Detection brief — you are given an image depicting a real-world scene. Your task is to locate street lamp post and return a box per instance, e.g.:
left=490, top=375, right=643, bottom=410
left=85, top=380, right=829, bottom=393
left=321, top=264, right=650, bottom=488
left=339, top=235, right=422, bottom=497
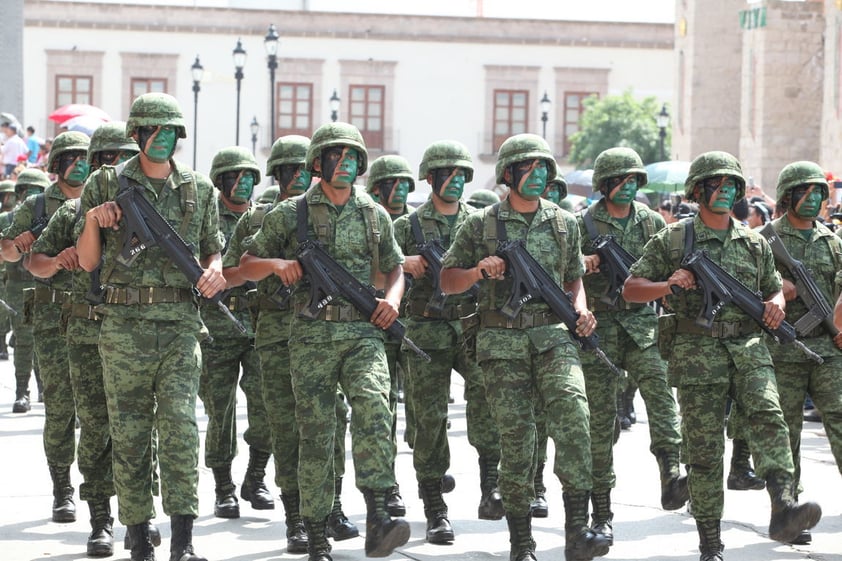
left=265, top=24, right=279, bottom=145
left=329, top=89, right=340, bottom=123
left=233, top=38, right=247, bottom=145
left=656, top=103, right=670, bottom=161
left=250, top=116, right=259, bottom=156
left=540, top=91, right=551, bottom=140
left=191, top=55, right=204, bottom=170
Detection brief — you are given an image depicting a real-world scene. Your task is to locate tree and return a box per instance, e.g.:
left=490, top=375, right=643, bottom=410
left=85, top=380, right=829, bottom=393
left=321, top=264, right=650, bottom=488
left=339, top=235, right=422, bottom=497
left=567, top=90, right=670, bottom=168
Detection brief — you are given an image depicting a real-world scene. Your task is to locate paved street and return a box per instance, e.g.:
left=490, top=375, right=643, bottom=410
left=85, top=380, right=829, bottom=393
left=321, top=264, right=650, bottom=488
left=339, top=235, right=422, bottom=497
left=1, top=357, right=840, bottom=561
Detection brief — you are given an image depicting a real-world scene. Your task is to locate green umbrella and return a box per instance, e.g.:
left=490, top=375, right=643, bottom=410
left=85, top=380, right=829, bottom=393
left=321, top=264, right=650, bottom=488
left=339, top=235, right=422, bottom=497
left=644, top=160, right=691, bottom=194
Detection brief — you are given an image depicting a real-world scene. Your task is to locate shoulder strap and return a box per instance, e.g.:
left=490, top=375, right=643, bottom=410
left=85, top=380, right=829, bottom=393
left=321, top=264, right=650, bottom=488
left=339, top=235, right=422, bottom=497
left=296, top=197, right=310, bottom=243
left=409, top=212, right=425, bottom=245
left=641, top=206, right=657, bottom=239
left=74, top=198, right=82, bottom=221
left=177, top=171, right=196, bottom=237
left=33, top=193, right=46, bottom=226
left=482, top=203, right=500, bottom=256
left=249, top=203, right=272, bottom=232
left=668, top=218, right=695, bottom=268
left=581, top=207, right=599, bottom=240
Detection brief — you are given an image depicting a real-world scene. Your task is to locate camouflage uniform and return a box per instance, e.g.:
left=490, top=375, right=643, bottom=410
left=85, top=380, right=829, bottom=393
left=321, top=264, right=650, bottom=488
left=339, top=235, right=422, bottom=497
left=0, top=181, right=14, bottom=358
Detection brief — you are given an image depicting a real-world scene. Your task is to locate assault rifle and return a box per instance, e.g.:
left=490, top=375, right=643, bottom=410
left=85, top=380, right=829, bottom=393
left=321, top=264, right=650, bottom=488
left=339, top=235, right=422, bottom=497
left=85, top=265, right=106, bottom=306
left=591, top=234, right=639, bottom=307
left=115, top=183, right=247, bottom=334
left=0, top=297, right=17, bottom=316
left=415, top=238, right=479, bottom=316
left=293, top=238, right=431, bottom=362
left=759, top=223, right=839, bottom=338
left=493, top=239, right=624, bottom=377
left=672, top=249, right=823, bottom=363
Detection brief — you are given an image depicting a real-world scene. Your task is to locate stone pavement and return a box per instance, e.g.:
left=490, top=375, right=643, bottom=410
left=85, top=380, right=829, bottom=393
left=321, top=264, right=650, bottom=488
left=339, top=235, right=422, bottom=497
left=1, top=359, right=840, bottom=561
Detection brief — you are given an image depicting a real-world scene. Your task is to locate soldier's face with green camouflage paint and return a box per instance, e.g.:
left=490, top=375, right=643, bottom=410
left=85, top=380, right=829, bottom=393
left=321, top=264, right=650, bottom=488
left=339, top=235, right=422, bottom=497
left=378, top=178, right=410, bottom=210
left=137, top=125, right=177, bottom=164
left=321, top=146, right=359, bottom=188
left=791, top=184, right=824, bottom=219
left=433, top=168, right=466, bottom=202
left=220, top=169, right=255, bottom=204
left=699, top=176, right=737, bottom=214
left=59, top=151, right=90, bottom=187
left=605, top=174, right=638, bottom=206
left=512, top=159, right=548, bottom=201
left=543, top=182, right=561, bottom=205
left=94, top=149, right=135, bottom=170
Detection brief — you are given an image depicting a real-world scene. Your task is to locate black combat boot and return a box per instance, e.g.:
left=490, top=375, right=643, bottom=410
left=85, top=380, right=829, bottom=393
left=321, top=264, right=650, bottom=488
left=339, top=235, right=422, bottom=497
left=590, top=489, right=614, bottom=546
left=211, top=465, right=239, bottom=518
left=49, top=464, right=76, bottom=522
left=654, top=449, right=689, bottom=511
left=616, top=389, right=631, bottom=431
left=766, top=472, right=822, bottom=543
left=505, top=511, right=537, bottom=561
left=124, top=521, right=162, bottom=550
left=280, top=491, right=308, bottom=553
left=169, top=514, right=206, bottom=561
left=530, top=461, right=548, bottom=518
left=385, top=483, right=406, bottom=517
left=240, top=447, right=275, bottom=510
left=126, top=522, right=156, bottom=561
left=362, top=488, right=411, bottom=557
left=87, top=499, right=114, bottom=557
left=303, top=517, right=333, bottom=561
left=696, top=519, right=723, bottom=561
left=441, top=473, right=456, bottom=494
left=623, top=385, right=637, bottom=425
left=0, top=335, right=8, bottom=360
left=726, top=439, right=765, bottom=491
left=326, top=477, right=359, bottom=541
left=563, top=490, right=611, bottom=561
left=419, top=478, right=454, bottom=544
left=12, top=388, right=30, bottom=413
left=478, top=456, right=505, bottom=520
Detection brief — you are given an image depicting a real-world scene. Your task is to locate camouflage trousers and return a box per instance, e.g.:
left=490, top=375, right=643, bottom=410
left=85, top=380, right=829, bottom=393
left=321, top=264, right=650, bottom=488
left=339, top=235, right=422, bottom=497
left=677, top=365, right=794, bottom=520
left=34, top=314, right=75, bottom=468
left=480, top=340, right=592, bottom=515
left=6, top=279, right=35, bottom=392
left=257, top=341, right=348, bottom=492
left=773, top=350, right=842, bottom=489
left=383, top=339, right=402, bottom=463
left=99, top=315, right=202, bottom=525
left=404, top=320, right=499, bottom=481
left=290, top=336, right=394, bottom=519
left=199, top=335, right=270, bottom=468
left=67, top=327, right=114, bottom=502
left=580, top=317, right=680, bottom=490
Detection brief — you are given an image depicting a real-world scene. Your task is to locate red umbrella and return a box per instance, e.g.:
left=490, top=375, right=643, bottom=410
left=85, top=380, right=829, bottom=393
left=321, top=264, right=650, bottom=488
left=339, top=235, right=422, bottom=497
left=48, top=104, right=110, bottom=125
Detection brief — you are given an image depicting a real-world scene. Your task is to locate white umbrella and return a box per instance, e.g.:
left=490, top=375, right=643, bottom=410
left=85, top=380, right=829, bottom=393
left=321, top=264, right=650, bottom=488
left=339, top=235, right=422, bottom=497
left=61, top=115, right=108, bottom=136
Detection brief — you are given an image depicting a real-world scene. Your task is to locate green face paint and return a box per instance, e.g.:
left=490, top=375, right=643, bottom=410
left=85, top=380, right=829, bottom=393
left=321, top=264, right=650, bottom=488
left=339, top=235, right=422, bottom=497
left=387, top=178, right=410, bottom=209
left=64, top=157, right=90, bottom=187
left=322, top=146, right=359, bottom=189
left=792, top=184, right=823, bottom=219
left=701, top=176, right=737, bottom=214
left=140, top=126, right=177, bottom=163
left=514, top=160, right=548, bottom=201
left=229, top=171, right=255, bottom=204
left=543, top=184, right=561, bottom=205
left=607, top=175, right=638, bottom=206
left=438, top=169, right=466, bottom=202
left=287, top=168, right=311, bottom=196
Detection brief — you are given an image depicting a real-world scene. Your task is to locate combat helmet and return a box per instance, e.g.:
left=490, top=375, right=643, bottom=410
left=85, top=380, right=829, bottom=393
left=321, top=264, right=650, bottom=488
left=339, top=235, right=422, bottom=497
left=466, top=189, right=501, bottom=209
left=592, top=147, right=648, bottom=192
left=87, top=121, right=139, bottom=165
left=257, top=185, right=281, bottom=204
left=684, top=151, right=745, bottom=202
left=210, top=146, right=261, bottom=186
left=47, top=131, right=90, bottom=174
left=126, top=92, right=187, bottom=139
left=418, top=140, right=474, bottom=183
left=0, top=180, right=15, bottom=194
left=15, top=168, right=51, bottom=194
left=495, top=134, right=557, bottom=186
left=775, top=161, right=828, bottom=208
left=548, top=170, right=569, bottom=200
left=266, top=135, right=310, bottom=177
left=305, top=122, right=368, bottom=176
left=367, top=155, right=415, bottom=194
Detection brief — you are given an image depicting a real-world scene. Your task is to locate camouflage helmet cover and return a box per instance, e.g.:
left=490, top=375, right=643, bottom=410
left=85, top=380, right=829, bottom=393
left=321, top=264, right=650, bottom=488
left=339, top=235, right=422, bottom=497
left=466, top=189, right=501, bottom=209
left=257, top=185, right=281, bottom=204
left=126, top=92, right=187, bottom=139
left=266, top=135, right=310, bottom=176
left=366, top=155, right=415, bottom=194
left=775, top=161, right=828, bottom=206
left=591, top=147, right=648, bottom=192
left=0, top=180, right=15, bottom=194
left=15, top=168, right=51, bottom=193
left=684, top=151, right=746, bottom=202
left=47, top=130, right=90, bottom=174
left=418, top=140, right=474, bottom=183
left=209, top=146, right=261, bottom=185
left=87, top=121, right=139, bottom=165
left=305, top=122, right=368, bottom=176
left=548, top=169, right=569, bottom=200
left=494, top=134, right=557, bottom=185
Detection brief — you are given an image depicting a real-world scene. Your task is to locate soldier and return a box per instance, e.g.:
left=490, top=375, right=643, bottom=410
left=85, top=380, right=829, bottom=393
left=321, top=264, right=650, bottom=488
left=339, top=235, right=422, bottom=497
left=1, top=131, right=91, bottom=524
left=576, top=148, right=686, bottom=545
left=441, top=134, right=609, bottom=561
left=763, top=161, right=842, bottom=545
left=0, top=180, right=16, bottom=360
left=200, top=147, right=274, bottom=520
left=623, top=151, right=822, bottom=561
left=393, top=141, right=502, bottom=544
left=77, top=92, right=225, bottom=561
left=239, top=122, right=410, bottom=561
left=3, top=168, right=49, bottom=412
left=542, top=171, right=567, bottom=206
left=27, top=121, right=140, bottom=556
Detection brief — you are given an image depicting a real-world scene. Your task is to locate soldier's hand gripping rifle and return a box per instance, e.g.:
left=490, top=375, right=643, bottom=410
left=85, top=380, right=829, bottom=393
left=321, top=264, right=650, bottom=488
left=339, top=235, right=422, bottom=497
left=294, top=238, right=431, bottom=362
left=114, top=185, right=247, bottom=334
left=672, top=249, right=823, bottom=363
left=492, top=239, right=624, bottom=377
left=759, top=223, right=839, bottom=337
left=592, top=234, right=640, bottom=306
left=415, top=238, right=479, bottom=316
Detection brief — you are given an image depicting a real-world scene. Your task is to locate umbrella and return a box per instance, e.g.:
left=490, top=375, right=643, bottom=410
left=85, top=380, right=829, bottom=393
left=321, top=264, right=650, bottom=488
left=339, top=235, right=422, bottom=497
left=61, top=115, right=108, bottom=136
left=644, top=160, right=691, bottom=194
left=563, top=169, right=594, bottom=197
left=48, top=104, right=110, bottom=125
left=0, top=112, right=22, bottom=131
